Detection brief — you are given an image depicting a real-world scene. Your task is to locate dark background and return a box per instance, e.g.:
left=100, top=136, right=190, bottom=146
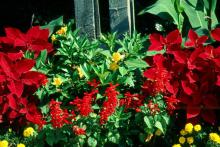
left=0, top=0, right=219, bottom=35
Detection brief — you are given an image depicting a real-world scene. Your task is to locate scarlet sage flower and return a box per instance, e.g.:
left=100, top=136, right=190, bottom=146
left=148, top=29, right=182, bottom=51
left=72, top=125, right=86, bottom=135
left=100, top=83, right=119, bottom=124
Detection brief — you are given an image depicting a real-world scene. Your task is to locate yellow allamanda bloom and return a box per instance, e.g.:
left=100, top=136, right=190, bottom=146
left=23, top=127, right=35, bottom=137
left=209, top=133, right=220, bottom=144
left=0, top=140, right=9, bottom=147
left=109, top=62, right=119, bottom=71
left=185, top=123, right=193, bottom=133
left=77, top=67, right=84, bottom=78
left=17, top=143, right=26, bottom=147
left=56, top=26, right=67, bottom=35
left=52, top=77, right=63, bottom=87
left=112, top=52, right=122, bottom=63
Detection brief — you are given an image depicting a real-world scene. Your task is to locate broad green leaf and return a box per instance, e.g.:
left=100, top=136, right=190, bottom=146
left=119, top=67, right=128, bottom=76
left=144, top=116, right=152, bottom=129
left=41, top=16, right=64, bottom=35
left=88, top=137, right=97, bottom=147
left=155, top=121, right=164, bottom=133
left=140, top=0, right=179, bottom=25
left=125, top=58, right=149, bottom=69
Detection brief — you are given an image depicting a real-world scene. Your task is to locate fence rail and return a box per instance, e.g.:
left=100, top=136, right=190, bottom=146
left=74, top=0, right=135, bottom=39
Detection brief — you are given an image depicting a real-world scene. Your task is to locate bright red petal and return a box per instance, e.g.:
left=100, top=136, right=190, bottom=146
left=15, top=59, right=35, bottom=74
left=7, top=80, right=24, bottom=97
left=166, top=29, right=182, bottom=44
left=211, top=28, right=220, bottom=41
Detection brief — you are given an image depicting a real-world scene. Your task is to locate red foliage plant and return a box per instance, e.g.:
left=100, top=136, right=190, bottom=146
left=0, top=26, right=52, bottom=129
left=143, top=28, right=220, bottom=124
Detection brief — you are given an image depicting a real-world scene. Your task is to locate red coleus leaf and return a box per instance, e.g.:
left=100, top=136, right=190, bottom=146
left=7, top=51, right=23, bottom=61
left=21, top=71, right=47, bottom=87
left=7, top=95, right=18, bottom=110
left=4, top=28, right=24, bottom=40
left=216, top=75, right=220, bottom=86
left=148, top=33, right=164, bottom=51
left=0, top=53, right=18, bottom=80
left=201, top=110, right=216, bottom=125
left=211, top=28, right=220, bottom=41
left=187, top=106, right=201, bottom=119
left=7, top=80, right=24, bottom=97
left=27, top=26, right=50, bottom=41
left=181, top=80, right=193, bottom=95
left=171, top=51, right=187, bottom=64
left=15, top=59, right=35, bottom=74
left=185, top=29, right=208, bottom=47
left=8, top=110, right=19, bottom=119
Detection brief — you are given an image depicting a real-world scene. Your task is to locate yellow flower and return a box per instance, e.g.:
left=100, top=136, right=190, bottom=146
left=185, top=123, right=193, bottom=133
left=23, top=127, right=35, bottom=137
left=112, top=52, right=122, bottom=63
left=109, top=62, right=119, bottom=71
left=56, top=26, right=67, bottom=35
left=17, top=143, right=26, bottom=147
left=155, top=129, right=162, bottom=136
left=77, top=67, right=84, bottom=78
left=209, top=133, right=220, bottom=144
left=180, top=129, right=187, bottom=136
left=172, top=144, right=181, bottom=147
left=187, top=137, right=194, bottom=144
left=0, top=140, right=9, bottom=147
left=51, top=34, right=56, bottom=43
left=194, top=124, right=201, bottom=132
left=52, top=77, right=62, bottom=87
left=179, top=136, right=186, bottom=144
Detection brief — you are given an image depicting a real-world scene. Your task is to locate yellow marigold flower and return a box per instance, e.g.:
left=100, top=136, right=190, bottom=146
left=187, top=137, right=194, bottom=144
left=112, top=52, right=122, bottom=63
left=56, top=26, right=67, bottom=35
left=23, top=127, right=35, bottom=137
left=155, top=129, right=162, bottom=136
left=180, top=129, right=187, bottom=136
left=194, top=124, right=201, bottom=132
left=51, top=34, right=57, bottom=43
left=179, top=136, right=186, bottom=144
left=77, top=67, right=84, bottom=78
left=0, top=140, right=9, bottom=147
left=209, top=133, right=220, bottom=144
left=109, top=62, right=119, bottom=71
left=185, top=123, right=193, bottom=133
left=17, top=143, right=26, bottom=147
left=52, top=77, right=62, bottom=87
left=172, top=144, right=181, bottom=147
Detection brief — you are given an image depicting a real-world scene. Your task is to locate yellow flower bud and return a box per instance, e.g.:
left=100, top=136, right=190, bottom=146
left=109, top=62, right=119, bottom=71
left=194, top=124, right=201, bottom=132
left=179, top=136, right=186, bottom=144
left=185, top=123, right=193, bottom=133
left=51, top=34, right=56, bottom=43
left=187, top=137, right=194, bottom=144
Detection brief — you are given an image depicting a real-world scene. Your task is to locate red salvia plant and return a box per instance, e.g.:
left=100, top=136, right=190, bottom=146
left=143, top=28, right=220, bottom=125
left=99, top=83, right=119, bottom=125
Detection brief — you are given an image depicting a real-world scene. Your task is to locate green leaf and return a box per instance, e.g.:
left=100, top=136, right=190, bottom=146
left=80, top=64, right=90, bottom=79
left=119, top=67, right=128, bottom=76
left=36, top=50, right=47, bottom=69
left=87, top=137, right=97, bottom=147
left=125, top=58, right=149, bottom=69
left=144, top=116, right=152, bottom=129
left=146, top=50, right=165, bottom=56
left=162, top=115, right=170, bottom=125
left=140, top=0, right=179, bottom=25
left=41, top=16, right=64, bottom=35
left=155, top=121, right=164, bottom=133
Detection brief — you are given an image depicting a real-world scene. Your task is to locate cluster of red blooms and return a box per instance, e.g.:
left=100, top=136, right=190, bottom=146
left=143, top=28, right=220, bottom=124
left=0, top=26, right=53, bottom=128
left=70, top=89, right=98, bottom=116
left=100, top=83, right=119, bottom=124
left=49, top=99, right=73, bottom=128
left=72, top=125, right=86, bottom=135
left=147, top=100, right=160, bottom=115
left=119, top=92, right=144, bottom=112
